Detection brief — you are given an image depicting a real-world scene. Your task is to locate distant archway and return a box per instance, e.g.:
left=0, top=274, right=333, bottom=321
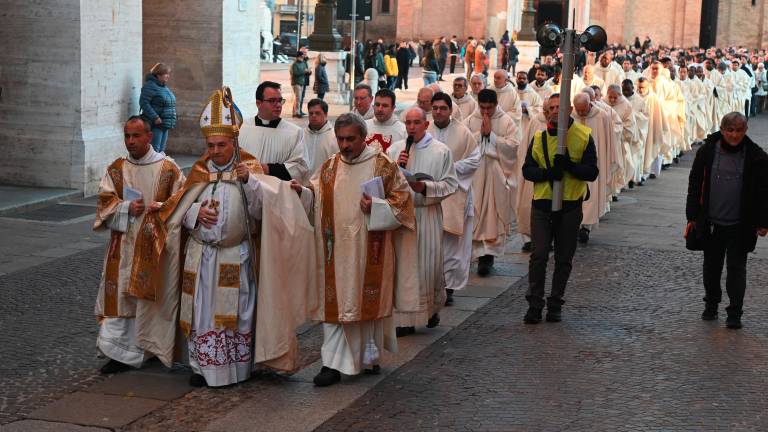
left=700, top=0, right=718, bottom=48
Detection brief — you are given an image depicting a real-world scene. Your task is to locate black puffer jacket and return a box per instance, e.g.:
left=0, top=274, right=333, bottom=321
left=686, top=131, right=768, bottom=252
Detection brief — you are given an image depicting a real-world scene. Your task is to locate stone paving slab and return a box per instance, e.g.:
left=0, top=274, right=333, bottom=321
left=83, top=370, right=193, bottom=401
left=0, top=419, right=109, bottom=432
left=28, top=392, right=165, bottom=429
left=453, top=279, right=518, bottom=298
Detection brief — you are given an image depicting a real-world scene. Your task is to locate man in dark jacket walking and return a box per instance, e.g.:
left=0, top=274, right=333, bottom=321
left=396, top=41, right=411, bottom=90
left=686, top=112, right=768, bottom=329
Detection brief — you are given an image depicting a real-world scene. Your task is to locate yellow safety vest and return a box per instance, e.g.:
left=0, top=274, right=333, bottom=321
left=531, top=122, right=592, bottom=201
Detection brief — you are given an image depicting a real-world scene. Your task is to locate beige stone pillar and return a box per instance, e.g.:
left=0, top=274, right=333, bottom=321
left=143, top=0, right=262, bottom=156
left=0, top=0, right=142, bottom=194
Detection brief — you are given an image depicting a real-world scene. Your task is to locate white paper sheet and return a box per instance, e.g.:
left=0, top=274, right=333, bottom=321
left=124, top=186, right=143, bottom=202
left=360, top=176, right=384, bottom=199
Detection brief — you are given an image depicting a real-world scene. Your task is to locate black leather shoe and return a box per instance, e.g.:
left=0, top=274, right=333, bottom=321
left=445, top=289, right=454, bottom=306
left=189, top=373, right=207, bottom=387
left=628, top=180, right=635, bottom=189
left=426, top=313, right=440, bottom=328
left=578, top=227, right=590, bottom=244
left=396, top=326, right=415, bottom=337
left=313, top=366, right=341, bottom=387
left=99, top=359, right=131, bottom=375
left=364, top=365, right=381, bottom=375
left=524, top=307, right=542, bottom=324
left=726, top=314, right=743, bottom=329
left=521, top=241, right=532, bottom=252
left=701, top=304, right=718, bottom=321
left=545, top=308, right=562, bottom=322
left=612, top=196, right=618, bottom=202
left=649, top=173, right=657, bottom=179
left=477, top=255, right=494, bottom=277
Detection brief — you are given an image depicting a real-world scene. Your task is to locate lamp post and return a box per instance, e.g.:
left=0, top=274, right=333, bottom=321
left=536, top=24, right=606, bottom=211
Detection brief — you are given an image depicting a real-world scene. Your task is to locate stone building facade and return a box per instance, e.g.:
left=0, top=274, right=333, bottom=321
left=393, top=0, right=768, bottom=49
left=0, top=1, right=265, bottom=194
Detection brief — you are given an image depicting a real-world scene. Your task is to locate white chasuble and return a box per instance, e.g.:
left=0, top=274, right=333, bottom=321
left=453, top=94, right=479, bottom=123
left=626, top=93, right=649, bottom=183
left=239, top=116, right=309, bottom=182
left=365, top=116, right=407, bottom=153
left=494, top=83, right=522, bottom=124
left=429, top=120, right=481, bottom=291
left=181, top=160, right=263, bottom=387
left=153, top=151, right=315, bottom=385
left=516, top=111, right=548, bottom=238
left=304, top=121, right=338, bottom=178
left=388, top=134, right=459, bottom=325
left=94, top=148, right=184, bottom=367
left=574, top=105, right=614, bottom=226
left=465, top=107, right=520, bottom=257
left=306, top=145, right=416, bottom=375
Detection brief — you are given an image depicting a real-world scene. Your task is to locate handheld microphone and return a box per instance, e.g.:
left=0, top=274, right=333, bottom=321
left=400, top=135, right=414, bottom=168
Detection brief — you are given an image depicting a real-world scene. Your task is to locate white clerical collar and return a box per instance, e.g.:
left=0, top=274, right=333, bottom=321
left=414, top=133, right=433, bottom=149
left=128, top=147, right=164, bottom=165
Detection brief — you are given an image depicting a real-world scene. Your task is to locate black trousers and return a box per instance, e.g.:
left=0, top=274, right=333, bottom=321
left=449, top=56, right=457, bottom=73
left=438, top=59, right=446, bottom=79
left=527, top=205, right=583, bottom=309
left=396, top=71, right=409, bottom=89
left=703, top=223, right=748, bottom=314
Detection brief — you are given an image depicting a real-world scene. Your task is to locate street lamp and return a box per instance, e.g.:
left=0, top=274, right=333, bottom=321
left=536, top=23, right=606, bottom=212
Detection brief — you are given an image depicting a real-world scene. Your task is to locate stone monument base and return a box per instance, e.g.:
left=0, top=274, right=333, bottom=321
left=308, top=50, right=350, bottom=105
left=515, top=40, right=540, bottom=74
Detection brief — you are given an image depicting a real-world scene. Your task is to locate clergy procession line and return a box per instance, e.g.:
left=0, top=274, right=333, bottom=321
left=95, top=42, right=759, bottom=391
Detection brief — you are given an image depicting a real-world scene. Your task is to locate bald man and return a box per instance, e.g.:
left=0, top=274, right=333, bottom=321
left=389, top=107, right=458, bottom=335
left=492, top=69, right=522, bottom=123
left=573, top=92, right=615, bottom=243
left=400, top=87, right=435, bottom=123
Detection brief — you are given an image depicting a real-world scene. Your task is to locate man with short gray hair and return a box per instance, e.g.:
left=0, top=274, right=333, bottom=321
left=686, top=111, right=768, bottom=330
left=352, top=84, right=375, bottom=120
left=291, top=111, right=417, bottom=386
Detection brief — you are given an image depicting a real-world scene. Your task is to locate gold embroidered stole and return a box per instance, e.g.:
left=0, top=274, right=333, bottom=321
left=319, top=153, right=415, bottom=323
left=126, top=160, right=183, bottom=301
left=176, top=154, right=263, bottom=335
left=99, top=159, right=125, bottom=317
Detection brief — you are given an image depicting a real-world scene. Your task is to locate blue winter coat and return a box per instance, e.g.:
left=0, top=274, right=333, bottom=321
left=139, top=74, right=177, bottom=129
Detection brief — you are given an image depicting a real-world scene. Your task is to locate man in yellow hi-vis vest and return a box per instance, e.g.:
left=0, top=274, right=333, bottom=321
left=521, top=94, right=599, bottom=324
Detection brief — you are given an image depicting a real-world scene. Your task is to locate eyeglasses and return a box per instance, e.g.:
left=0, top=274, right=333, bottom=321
left=261, top=98, right=286, bottom=105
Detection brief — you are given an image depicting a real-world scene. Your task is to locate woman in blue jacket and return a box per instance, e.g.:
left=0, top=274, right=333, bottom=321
left=139, top=63, right=176, bottom=153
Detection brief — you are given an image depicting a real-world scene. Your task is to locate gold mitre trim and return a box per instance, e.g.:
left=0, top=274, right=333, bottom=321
left=199, top=88, right=243, bottom=138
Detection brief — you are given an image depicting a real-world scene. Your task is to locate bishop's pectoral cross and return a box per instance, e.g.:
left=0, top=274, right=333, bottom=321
left=208, top=199, right=221, bottom=214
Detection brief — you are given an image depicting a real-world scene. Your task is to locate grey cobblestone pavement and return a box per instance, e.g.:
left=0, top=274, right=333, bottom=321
left=0, top=247, right=106, bottom=424
left=316, top=246, right=768, bottom=431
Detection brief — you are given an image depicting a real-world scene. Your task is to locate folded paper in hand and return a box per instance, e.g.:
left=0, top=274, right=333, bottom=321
left=360, top=176, right=385, bottom=199
left=124, top=186, right=143, bottom=202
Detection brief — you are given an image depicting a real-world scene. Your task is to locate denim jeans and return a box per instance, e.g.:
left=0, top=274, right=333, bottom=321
left=422, top=71, right=437, bottom=86
left=151, top=127, right=169, bottom=153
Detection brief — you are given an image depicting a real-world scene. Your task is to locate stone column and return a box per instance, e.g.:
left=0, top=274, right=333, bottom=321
left=515, top=0, right=539, bottom=73
left=0, top=0, right=142, bottom=194
left=308, top=0, right=342, bottom=51
left=144, top=1, right=262, bottom=156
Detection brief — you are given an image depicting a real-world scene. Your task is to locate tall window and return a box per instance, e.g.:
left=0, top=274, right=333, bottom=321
left=381, top=0, right=391, bottom=14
